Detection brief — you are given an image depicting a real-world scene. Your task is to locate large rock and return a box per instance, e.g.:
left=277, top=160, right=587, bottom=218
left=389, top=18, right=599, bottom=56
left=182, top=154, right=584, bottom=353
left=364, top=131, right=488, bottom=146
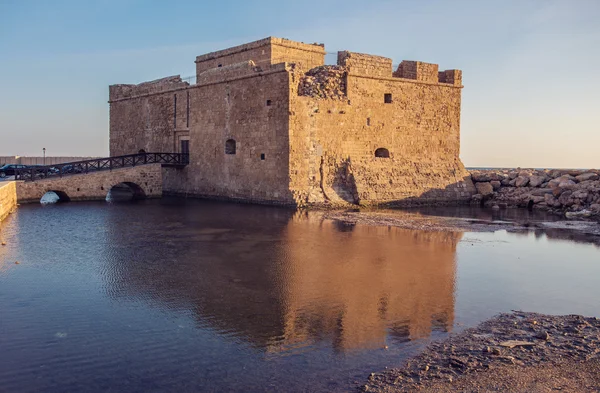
left=549, top=175, right=577, bottom=188
left=558, top=190, right=574, bottom=206
left=490, top=180, right=502, bottom=190
left=545, top=193, right=558, bottom=207
left=475, top=182, right=494, bottom=197
left=528, top=175, right=546, bottom=187
left=515, top=176, right=530, bottom=187
left=531, top=195, right=545, bottom=204
left=576, top=173, right=599, bottom=182
left=471, top=173, right=492, bottom=182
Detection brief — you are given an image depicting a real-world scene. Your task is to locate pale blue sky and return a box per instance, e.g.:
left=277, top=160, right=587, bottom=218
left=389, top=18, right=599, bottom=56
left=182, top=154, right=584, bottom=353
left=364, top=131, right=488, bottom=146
left=1, top=0, right=598, bottom=168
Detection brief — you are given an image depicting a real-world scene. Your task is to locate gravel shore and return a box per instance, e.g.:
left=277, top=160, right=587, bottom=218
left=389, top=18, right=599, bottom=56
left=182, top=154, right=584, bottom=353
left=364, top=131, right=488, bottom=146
left=364, top=312, right=600, bottom=392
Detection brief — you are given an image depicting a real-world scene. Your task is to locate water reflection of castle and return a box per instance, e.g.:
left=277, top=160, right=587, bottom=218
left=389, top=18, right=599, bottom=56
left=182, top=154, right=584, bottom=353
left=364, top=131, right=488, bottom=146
left=106, top=204, right=461, bottom=352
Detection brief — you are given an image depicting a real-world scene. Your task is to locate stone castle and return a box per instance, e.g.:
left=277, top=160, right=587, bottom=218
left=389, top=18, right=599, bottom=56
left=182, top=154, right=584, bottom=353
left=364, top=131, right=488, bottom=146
left=109, top=37, right=475, bottom=207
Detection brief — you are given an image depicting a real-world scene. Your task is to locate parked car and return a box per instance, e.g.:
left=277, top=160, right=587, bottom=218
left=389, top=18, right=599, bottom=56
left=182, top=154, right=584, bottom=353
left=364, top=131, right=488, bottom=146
left=60, top=164, right=83, bottom=174
left=0, top=164, right=28, bottom=178
left=28, top=165, right=59, bottom=179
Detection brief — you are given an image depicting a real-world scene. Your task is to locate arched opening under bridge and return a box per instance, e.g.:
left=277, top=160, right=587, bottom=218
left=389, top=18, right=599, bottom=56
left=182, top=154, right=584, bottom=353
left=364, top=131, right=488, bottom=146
left=40, top=190, right=71, bottom=204
left=106, top=182, right=146, bottom=202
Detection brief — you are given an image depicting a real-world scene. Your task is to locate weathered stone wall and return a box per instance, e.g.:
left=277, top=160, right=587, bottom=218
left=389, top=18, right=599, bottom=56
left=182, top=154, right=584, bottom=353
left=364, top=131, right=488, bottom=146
left=16, top=164, right=162, bottom=203
left=288, top=51, right=474, bottom=207
left=109, top=37, right=473, bottom=207
left=109, top=76, right=190, bottom=155
left=161, top=64, right=294, bottom=204
left=195, top=37, right=325, bottom=77
left=0, top=182, right=17, bottom=222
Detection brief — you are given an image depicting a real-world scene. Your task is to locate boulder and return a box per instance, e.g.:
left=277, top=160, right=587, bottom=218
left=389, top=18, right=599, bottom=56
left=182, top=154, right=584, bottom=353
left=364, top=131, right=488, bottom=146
left=572, top=190, right=589, bottom=200
left=501, top=178, right=512, bottom=186
left=590, top=204, right=600, bottom=213
left=490, top=180, right=502, bottom=190
left=531, top=188, right=553, bottom=196
left=531, top=196, right=545, bottom=204
left=515, top=176, right=530, bottom=187
left=549, top=175, right=577, bottom=188
left=471, top=173, right=492, bottom=182
left=558, top=179, right=577, bottom=188
left=566, top=210, right=592, bottom=219
left=558, top=190, right=574, bottom=206
left=528, top=175, right=546, bottom=187
left=576, top=173, right=599, bottom=182
left=475, top=182, right=494, bottom=197
left=544, top=193, right=558, bottom=207
left=518, top=170, right=531, bottom=178
left=471, top=194, right=483, bottom=204
left=509, top=171, right=519, bottom=180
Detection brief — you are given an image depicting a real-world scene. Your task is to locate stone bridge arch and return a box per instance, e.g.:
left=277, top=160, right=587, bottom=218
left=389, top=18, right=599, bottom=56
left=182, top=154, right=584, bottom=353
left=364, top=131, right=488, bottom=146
left=16, top=164, right=162, bottom=204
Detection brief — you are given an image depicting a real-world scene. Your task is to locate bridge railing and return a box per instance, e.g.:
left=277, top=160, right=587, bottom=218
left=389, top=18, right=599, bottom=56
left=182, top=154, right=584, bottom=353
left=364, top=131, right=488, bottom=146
left=15, top=152, right=189, bottom=182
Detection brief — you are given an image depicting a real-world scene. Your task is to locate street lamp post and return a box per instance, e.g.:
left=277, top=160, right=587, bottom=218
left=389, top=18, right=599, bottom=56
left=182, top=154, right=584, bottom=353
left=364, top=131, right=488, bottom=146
left=43, top=148, right=46, bottom=165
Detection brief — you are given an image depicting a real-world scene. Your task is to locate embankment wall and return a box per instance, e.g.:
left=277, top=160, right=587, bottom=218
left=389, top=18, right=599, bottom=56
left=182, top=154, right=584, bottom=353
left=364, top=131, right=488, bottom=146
left=0, top=182, right=17, bottom=222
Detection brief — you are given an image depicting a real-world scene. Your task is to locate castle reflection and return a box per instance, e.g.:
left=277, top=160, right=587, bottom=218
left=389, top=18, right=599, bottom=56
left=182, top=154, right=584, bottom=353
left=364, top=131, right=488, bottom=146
left=104, top=201, right=460, bottom=353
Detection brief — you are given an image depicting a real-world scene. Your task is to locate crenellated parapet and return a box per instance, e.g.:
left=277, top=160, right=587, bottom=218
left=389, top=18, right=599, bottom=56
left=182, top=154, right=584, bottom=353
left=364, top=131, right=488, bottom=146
left=332, top=52, right=461, bottom=86
left=337, top=51, right=392, bottom=78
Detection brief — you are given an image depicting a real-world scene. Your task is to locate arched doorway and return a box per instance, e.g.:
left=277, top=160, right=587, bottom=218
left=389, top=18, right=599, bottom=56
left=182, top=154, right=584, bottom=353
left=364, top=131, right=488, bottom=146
left=106, top=182, right=146, bottom=202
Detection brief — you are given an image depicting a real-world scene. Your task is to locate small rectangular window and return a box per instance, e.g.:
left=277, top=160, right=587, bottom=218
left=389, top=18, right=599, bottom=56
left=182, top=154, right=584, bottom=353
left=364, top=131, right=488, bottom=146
left=367, top=117, right=371, bottom=126
left=266, top=100, right=272, bottom=106
left=384, top=93, right=392, bottom=104
left=260, top=153, right=265, bottom=160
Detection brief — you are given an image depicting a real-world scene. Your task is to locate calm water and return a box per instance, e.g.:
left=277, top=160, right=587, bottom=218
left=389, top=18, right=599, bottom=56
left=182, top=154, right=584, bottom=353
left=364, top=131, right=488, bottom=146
left=1, top=198, right=599, bottom=393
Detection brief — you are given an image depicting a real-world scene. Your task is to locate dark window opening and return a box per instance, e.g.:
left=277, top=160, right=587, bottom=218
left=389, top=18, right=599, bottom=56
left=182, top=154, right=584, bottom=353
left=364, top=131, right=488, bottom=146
left=367, top=117, right=371, bottom=126
left=138, top=149, right=146, bottom=154
left=218, top=64, right=222, bottom=67
left=186, top=91, right=190, bottom=128
left=266, top=100, right=272, bottom=106
left=173, top=94, right=177, bottom=128
left=384, top=93, right=393, bottom=104
left=225, top=139, right=236, bottom=155
left=375, top=148, right=390, bottom=158
left=260, top=153, right=265, bottom=160
left=181, top=140, right=190, bottom=163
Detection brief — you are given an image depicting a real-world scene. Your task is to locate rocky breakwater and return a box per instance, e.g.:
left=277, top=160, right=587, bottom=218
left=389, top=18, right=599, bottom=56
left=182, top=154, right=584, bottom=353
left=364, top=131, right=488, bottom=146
left=469, top=169, right=600, bottom=219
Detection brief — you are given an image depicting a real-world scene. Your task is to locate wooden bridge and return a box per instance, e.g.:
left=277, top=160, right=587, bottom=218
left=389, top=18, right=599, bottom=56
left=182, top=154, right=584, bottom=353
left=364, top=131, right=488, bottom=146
left=14, top=152, right=188, bottom=203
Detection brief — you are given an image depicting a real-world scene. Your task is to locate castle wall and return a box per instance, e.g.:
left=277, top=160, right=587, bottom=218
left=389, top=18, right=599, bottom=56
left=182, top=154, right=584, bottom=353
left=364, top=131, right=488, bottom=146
left=289, top=52, right=474, bottom=206
left=109, top=76, right=190, bottom=155
left=109, top=38, right=473, bottom=207
left=195, top=37, right=325, bottom=77
left=162, top=64, right=295, bottom=204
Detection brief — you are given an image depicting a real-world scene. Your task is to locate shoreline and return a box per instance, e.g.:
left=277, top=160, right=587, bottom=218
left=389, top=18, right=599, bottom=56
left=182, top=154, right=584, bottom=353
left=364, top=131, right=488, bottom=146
left=320, top=208, right=600, bottom=245
left=363, top=311, right=600, bottom=392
